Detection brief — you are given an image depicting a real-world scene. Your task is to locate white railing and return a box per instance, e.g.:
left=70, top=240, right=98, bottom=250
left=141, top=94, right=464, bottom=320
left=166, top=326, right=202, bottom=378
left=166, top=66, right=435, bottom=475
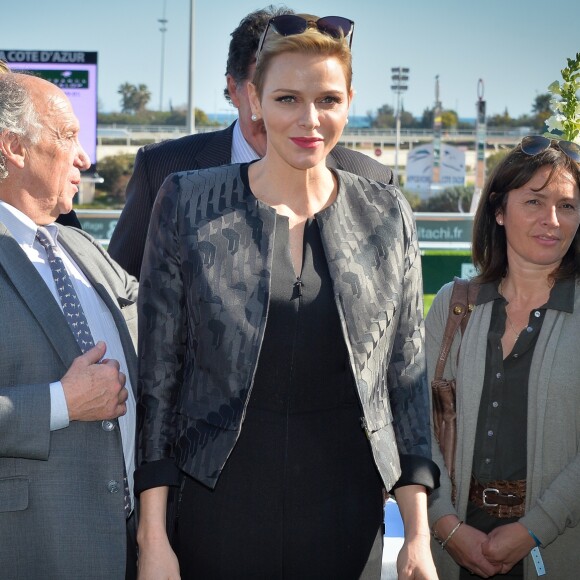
left=97, top=124, right=526, bottom=148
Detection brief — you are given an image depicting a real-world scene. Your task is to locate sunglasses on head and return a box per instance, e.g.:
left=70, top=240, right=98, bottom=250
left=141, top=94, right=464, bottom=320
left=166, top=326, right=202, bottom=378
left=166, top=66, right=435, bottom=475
left=257, top=15, right=355, bottom=56
left=520, top=135, right=580, bottom=163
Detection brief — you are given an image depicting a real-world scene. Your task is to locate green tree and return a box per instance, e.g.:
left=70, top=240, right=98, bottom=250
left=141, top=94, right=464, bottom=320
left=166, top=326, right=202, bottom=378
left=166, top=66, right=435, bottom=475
left=419, top=107, right=433, bottom=129
left=532, top=93, right=551, bottom=115
left=487, top=108, right=513, bottom=128
left=417, top=186, right=474, bottom=212
left=99, top=107, right=217, bottom=127
left=416, top=107, right=458, bottom=130
left=372, top=104, right=396, bottom=128
left=400, top=109, right=416, bottom=128
left=132, top=84, right=151, bottom=114
left=485, top=149, right=509, bottom=175
left=531, top=92, right=552, bottom=131
left=400, top=188, right=422, bottom=211
left=195, top=108, right=211, bottom=125
left=371, top=105, right=418, bottom=129
left=441, top=110, right=458, bottom=130
left=117, top=83, right=151, bottom=114
left=118, top=83, right=136, bottom=113
left=97, top=153, right=136, bottom=201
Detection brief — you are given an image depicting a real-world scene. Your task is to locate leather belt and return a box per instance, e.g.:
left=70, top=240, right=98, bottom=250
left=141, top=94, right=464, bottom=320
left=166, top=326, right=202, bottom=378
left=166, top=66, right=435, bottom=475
left=469, top=475, right=526, bottom=518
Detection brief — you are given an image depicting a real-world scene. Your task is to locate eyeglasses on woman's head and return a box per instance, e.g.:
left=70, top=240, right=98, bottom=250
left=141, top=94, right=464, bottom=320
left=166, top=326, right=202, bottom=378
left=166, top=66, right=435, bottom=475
left=257, top=15, right=354, bottom=57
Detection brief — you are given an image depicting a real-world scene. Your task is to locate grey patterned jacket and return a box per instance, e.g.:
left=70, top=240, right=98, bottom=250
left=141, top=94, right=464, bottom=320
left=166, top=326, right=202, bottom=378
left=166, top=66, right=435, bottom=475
left=136, top=163, right=432, bottom=491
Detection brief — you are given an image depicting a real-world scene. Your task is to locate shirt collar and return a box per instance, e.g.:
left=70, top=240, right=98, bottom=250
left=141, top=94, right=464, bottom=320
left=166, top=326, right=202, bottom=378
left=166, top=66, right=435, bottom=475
left=231, top=119, right=260, bottom=164
left=0, top=201, right=57, bottom=246
left=476, top=276, right=575, bottom=313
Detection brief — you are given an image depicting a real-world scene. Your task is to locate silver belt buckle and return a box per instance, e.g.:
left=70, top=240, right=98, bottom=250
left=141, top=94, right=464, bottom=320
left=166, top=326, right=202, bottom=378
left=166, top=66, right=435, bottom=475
left=483, top=487, right=499, bottom=507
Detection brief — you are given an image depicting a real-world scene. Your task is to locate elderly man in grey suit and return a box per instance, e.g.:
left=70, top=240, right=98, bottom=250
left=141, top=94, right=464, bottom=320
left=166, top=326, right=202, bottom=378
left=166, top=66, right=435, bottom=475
left=0, top=74, right=138, bottom=578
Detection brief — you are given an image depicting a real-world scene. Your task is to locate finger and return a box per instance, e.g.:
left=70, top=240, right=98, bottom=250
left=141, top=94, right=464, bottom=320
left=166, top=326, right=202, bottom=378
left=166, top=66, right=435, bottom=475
left=79, top=341, right=106, bottom=366
left=100, top=357, right=121, bottom=372
left=118, top=371, right=126, bottom=388
left=118, top=386, right=129, bottom=404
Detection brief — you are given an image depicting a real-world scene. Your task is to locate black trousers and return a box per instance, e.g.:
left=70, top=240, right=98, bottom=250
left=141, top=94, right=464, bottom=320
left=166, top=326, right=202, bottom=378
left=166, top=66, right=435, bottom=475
left=126, top=512, right=138, bottom=580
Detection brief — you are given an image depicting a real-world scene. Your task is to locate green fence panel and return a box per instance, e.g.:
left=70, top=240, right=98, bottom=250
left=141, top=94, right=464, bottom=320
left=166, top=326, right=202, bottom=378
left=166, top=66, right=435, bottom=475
left=421, top=252, right=474, bottom=294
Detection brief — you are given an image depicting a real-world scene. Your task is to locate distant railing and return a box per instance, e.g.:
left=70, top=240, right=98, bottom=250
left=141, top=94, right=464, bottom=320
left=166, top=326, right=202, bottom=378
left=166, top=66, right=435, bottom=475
left=97, top=124, right=225, bottom=145
left=97, top=124, right=527, bottom=148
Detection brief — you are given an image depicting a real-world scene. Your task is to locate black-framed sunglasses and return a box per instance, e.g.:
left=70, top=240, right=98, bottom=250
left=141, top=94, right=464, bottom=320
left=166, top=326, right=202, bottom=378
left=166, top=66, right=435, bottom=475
left=520, top=135, right=580, bottom=163
left=257, top=15, right=355, bottom=56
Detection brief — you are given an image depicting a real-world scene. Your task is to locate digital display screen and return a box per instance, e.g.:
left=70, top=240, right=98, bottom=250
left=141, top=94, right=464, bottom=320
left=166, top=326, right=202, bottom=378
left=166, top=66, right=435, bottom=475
left=0, top=50, right=98, bottom=169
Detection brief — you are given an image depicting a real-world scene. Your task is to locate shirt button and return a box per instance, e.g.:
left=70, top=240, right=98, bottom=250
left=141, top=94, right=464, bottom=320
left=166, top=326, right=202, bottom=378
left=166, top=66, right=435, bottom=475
left=496, top=372, right=502, bottom=379
left=107, top=480, right=120, bottom=493
left=102, top=420, right=115, bottom=431
left=534, top=311, right=541, bottom=318
left=487, top=430, right=494, bottom=437
left=526, top=326, right=533, bottom=333
left=485, top=458, right=491, bottom=464
left=492, top=401, right=499, bottom=408
left=513, top=353, right=519, bottom=358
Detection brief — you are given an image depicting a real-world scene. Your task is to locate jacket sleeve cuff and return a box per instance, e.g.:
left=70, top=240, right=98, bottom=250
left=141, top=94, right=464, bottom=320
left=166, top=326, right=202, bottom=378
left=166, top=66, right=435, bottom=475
left=519, top=508, right=560, bottom=548
left=390, top=453, right=441, bottom=493
left=134, top=458, right=182, bottom=495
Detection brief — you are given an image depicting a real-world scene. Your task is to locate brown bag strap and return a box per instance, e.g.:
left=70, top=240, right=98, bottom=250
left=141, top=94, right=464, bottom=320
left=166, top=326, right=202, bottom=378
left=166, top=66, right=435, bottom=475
left=433, top=278, right=478, bottom=381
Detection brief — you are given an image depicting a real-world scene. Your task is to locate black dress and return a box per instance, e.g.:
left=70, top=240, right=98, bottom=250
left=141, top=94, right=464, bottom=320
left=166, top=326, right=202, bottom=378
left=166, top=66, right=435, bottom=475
left=174, top=214, right=385, bottom=579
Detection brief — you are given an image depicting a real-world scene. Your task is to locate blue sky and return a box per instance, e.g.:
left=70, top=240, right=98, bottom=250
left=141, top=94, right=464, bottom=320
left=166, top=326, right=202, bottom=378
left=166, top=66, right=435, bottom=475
left=3, top=0, right=579, bottom=119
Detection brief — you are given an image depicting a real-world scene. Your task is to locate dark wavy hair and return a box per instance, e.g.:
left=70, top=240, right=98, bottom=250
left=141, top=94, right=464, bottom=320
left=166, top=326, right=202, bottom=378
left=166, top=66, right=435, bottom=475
left=223, top=5, right=293, bottom=103
left=472, top=141, right=580, bottom=283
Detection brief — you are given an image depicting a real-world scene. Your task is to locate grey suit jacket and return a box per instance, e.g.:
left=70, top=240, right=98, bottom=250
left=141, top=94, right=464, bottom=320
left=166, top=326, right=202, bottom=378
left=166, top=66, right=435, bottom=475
left=0, top=222, right=138, bottom=580
left=108, top=122, right=395, bottom=279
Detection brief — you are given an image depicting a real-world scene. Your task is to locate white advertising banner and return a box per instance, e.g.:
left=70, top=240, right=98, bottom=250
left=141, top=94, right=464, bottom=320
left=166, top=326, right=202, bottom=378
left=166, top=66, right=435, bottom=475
left=406, top=143, right=466, bottom=195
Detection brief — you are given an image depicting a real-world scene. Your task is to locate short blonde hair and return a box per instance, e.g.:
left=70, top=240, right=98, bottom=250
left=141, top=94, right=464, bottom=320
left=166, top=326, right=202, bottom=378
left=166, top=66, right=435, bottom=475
left=252, top=14, right=352, bottom=99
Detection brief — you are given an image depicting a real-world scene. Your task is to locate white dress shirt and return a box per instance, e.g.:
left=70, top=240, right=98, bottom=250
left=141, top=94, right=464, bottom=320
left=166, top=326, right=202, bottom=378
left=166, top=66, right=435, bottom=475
left=0, top=201, right=136, bottom=502
left=231, top=118, right=260, bottom=164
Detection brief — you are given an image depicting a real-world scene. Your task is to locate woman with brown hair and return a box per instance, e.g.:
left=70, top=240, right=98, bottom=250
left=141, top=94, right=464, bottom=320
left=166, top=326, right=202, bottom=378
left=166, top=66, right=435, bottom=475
left=427, top=136, right=580, bottom=578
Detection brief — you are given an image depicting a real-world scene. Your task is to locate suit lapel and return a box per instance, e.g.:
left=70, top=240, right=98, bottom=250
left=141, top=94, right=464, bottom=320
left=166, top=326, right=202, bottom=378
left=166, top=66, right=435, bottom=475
left=58, top=228, right=116, bottom=312
left=0, top=223, right=80, bottom=368
left=57, top=228, right=138, bottom=389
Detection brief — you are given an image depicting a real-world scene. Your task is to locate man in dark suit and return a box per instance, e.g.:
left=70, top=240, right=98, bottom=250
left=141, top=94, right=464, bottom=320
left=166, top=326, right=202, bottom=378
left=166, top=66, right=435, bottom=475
left=108, top=6, right=395, bottom=278
left=0, top=72, right=137, bottom=579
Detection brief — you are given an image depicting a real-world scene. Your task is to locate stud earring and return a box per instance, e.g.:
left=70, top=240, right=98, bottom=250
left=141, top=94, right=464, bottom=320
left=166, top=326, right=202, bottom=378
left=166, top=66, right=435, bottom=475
left=251, top=114, right=258, bottom=122
left=345, top=117, right=349, bottom=125
left=497, top=219, right=503, bottom=225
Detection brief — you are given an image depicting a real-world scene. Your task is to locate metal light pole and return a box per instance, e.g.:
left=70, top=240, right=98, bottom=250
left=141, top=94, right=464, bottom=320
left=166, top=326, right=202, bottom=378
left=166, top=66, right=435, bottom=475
left=432, top=75, right=442, bottom=188
left=472, top=78, right=487, bottom=212
left=187, top=0, right=196, bottom=134
left=158, top=0, right=168, bottom=112
left=391, top=67, right=409, bottom=181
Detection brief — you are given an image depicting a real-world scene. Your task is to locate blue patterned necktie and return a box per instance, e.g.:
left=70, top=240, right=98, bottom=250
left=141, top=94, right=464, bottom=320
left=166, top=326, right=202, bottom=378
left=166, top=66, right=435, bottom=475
left=36, top=226, right=95, bottom=352
left=36, top=226, right=131, bottom=517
